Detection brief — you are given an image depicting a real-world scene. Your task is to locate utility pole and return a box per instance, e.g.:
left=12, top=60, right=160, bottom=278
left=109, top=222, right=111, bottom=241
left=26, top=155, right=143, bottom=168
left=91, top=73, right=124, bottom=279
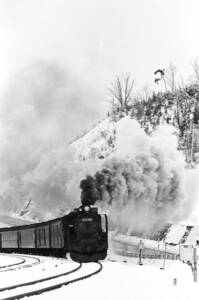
left=138, top=240, right=144, bottom=265
left=160, top=242, right=167, bottom=270
left=193, top=247, right=197, bottom=282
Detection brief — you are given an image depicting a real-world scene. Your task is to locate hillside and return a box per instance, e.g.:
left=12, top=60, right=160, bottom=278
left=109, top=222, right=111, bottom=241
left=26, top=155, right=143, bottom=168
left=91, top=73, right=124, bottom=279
left=70, top=117, right=117, bottom=161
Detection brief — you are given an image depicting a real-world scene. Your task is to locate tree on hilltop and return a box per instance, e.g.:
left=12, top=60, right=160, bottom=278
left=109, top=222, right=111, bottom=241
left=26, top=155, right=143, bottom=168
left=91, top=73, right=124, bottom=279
left=109, top=73, right=134, bottom=114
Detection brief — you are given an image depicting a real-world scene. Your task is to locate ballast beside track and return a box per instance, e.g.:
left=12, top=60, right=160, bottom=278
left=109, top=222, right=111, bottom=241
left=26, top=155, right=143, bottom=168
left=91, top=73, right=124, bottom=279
left=0, top=262, right=102, bottom=300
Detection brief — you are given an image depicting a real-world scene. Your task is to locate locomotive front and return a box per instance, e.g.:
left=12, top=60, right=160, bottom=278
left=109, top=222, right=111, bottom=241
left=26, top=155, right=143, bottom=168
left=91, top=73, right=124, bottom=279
left=68, top=205, right=108, bottom=262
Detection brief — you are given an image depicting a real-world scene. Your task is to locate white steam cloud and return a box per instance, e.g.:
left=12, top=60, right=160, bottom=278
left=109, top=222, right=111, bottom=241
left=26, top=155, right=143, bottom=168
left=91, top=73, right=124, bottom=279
left=0, top=62, right=103, bottom=219
left=0, top=65, right=196, bottom=230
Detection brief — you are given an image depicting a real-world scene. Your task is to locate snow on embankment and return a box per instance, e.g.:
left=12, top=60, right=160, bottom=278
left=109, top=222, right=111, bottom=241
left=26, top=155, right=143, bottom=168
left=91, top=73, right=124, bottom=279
left=0, top=214, right=34, bottom=227
left=185, top=227, right=199, bottom=245
left=71, top=118, right=116, bottom=161
left=0, top=223, right=10, bottom=228
left=165, top=225, right=186, bottom=245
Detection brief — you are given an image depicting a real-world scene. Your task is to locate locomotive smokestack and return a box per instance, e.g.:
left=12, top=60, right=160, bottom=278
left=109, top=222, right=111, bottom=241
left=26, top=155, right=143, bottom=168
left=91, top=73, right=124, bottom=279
left=80, top=175, right=99, bottom=206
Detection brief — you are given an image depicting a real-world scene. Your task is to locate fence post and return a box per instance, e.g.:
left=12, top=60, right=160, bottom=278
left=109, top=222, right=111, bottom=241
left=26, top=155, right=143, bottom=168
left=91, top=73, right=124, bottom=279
left=193, top=247, right=197, bottom=282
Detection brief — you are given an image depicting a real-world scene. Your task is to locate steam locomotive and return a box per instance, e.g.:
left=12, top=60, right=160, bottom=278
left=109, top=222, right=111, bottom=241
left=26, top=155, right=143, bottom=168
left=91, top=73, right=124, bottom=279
left=0, top=205, right=108, bottom=262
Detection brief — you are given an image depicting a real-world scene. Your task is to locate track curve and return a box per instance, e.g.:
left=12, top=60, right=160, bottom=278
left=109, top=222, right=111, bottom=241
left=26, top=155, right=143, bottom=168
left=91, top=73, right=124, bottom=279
left=0, top=254, right=25, bottom=270
left=0, top=254, right=42, bottom=272
left=0, top=262, right=82, bottom=293
left=0, top=262, right=102, bottom=300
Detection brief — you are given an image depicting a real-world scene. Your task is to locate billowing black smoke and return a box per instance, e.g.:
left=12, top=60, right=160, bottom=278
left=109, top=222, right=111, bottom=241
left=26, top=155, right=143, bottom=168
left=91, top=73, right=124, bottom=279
left=80, top=175, right=99, bottom=206
left=80, top=147, right=187, bottom=235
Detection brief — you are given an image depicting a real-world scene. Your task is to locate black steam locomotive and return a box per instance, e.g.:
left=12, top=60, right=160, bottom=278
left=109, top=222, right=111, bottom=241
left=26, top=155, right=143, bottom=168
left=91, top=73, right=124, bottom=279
left=0, top=205, right=108, bottom=262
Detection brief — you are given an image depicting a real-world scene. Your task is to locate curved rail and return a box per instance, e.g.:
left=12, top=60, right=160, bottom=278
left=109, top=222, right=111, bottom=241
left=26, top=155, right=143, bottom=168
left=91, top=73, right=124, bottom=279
left=0, top=254, right=41, bottom=272
left=0, top=262, right=82, bottom=293
left=0, top=255, right=25, bottom=270
left=0, top=262, right=102, bottom=300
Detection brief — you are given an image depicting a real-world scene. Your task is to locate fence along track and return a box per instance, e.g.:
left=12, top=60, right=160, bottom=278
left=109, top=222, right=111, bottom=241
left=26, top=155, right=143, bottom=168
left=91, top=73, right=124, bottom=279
left=0, top=262, right=102, bottom=300
left=113, top=240, right=179, bottom=260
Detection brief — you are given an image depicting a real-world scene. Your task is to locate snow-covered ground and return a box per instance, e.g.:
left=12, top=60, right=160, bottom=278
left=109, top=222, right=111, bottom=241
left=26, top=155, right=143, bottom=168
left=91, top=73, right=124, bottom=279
left=165, top=225, right=187, bottom=244
left=0, top=253, right=197, bottom=300
left=38, top=260, right=195, bottom=300
left=186, top=227, right=199, bottom=245
left=0, top=254, right=24, bottom=266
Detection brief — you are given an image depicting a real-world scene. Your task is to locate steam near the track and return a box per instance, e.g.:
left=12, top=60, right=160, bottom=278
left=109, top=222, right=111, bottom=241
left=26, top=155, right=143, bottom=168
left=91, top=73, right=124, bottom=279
left=0, top=62, right=103, bottom=219
left=80, top=117, right=191, bottom=234
left=0, top=66, right=197, bottom=228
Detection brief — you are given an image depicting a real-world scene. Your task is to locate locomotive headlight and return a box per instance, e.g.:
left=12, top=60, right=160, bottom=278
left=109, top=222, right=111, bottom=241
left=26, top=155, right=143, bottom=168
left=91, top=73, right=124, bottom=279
left=84, top=206, right=90, bottom=212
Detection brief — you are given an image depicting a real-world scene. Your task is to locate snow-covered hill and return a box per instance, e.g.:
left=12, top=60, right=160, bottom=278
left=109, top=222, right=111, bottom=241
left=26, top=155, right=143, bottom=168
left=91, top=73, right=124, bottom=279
left=70, top=117, right=116, bottom=161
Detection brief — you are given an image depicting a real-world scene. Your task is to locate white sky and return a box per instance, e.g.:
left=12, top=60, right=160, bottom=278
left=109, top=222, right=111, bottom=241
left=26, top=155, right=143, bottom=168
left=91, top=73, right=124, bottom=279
left=0, top=0, right=199, bottom=97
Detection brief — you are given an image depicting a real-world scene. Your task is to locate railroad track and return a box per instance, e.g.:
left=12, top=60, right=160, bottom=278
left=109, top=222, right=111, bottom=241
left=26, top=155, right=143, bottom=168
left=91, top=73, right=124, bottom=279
left=0, top=254, right=42, bottom=272
left=0, top=262, right=102, bottom=300
left=0, top=255, right=25, bottom=270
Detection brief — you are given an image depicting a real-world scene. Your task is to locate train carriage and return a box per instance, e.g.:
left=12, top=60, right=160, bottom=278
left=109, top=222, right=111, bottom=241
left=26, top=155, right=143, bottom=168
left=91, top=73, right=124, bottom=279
left=0, top=205, right=108, bottom=262
left=50, top=219, right=64, bottom=249
left=20, top=228, right=35, bottom=248
left=1, top=230, right=18, bottom=249
left=35, top=224, right=50, bottom=249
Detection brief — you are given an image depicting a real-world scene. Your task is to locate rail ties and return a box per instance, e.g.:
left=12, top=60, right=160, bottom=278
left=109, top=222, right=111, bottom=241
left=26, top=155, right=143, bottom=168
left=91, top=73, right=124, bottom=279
left=0, top=262, right=102, bottom=300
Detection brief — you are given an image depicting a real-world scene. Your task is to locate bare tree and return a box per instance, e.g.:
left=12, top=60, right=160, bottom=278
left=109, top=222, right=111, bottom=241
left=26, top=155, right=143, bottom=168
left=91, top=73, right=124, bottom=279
left=109, top=73, right=134, bottom=112
left=139, top=84, right=152, bottom=102
left=191, top=57, right=199, bottom=82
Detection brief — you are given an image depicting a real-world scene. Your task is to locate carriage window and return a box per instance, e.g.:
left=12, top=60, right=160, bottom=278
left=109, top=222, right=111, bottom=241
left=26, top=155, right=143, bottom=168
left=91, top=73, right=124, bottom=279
left=56, top=225, right=59, bottom=244
left=38, top=230, right=41, bottom=246
left=43, top=229, right=46, bottom=246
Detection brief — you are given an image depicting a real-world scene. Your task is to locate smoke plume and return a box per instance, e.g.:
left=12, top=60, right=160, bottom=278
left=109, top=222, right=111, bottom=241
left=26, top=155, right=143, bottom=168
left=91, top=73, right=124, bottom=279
left=80, top=117, right=189, bottom=235
left=0, top=64, right=195, bottom=229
